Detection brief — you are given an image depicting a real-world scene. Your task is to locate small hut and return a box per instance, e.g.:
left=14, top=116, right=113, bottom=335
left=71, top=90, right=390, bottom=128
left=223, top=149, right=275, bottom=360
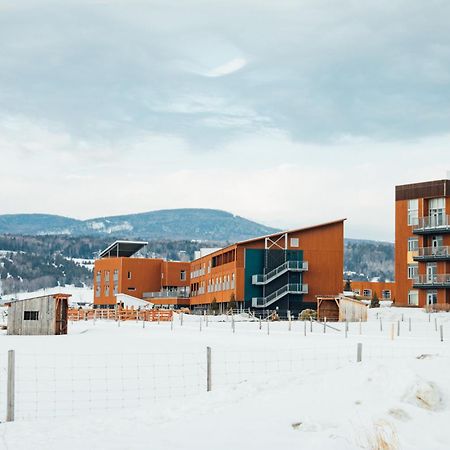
left=7, top=293, right=71, bottom=336
left=316, top=295, right=367, bottom=322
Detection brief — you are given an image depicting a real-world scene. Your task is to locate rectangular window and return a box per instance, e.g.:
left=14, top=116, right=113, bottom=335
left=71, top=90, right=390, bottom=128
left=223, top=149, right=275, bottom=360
left=113, top=269, right=119, bottom=281
left=96, top=271, right=101, bottom=282
left=353, top=289, right=361, bottom=295
left=127, top=271, right=132, bottom=280
left=363, top=289, right=372, bottom=297
left=24, top=311, right=39, bottom=320
left=180, top=270, right=186, bottom=281
left=382, top=290, right=391, bottom=299
left=104, top=270, right=110, bottom=282
left=290, top=238, right=299, bottom=247
left=408, top=290, right=419, bottom=306
left=407, top=199, right=419, bottom=226
left=407, top=264, right=418, bottom=279
left=105, top=285, right=110, bottom=296
left=408, top=237, right=419, bottom=252
left=127, top=287, right=136, bottom=291
left=113, top=284, right=118, bottom=295
left=95, top=286, right=101, bottom=297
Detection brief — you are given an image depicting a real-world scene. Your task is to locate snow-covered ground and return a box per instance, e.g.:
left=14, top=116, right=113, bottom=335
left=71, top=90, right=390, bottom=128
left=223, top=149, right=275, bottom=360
left=0, top=307, right=449, bottom=450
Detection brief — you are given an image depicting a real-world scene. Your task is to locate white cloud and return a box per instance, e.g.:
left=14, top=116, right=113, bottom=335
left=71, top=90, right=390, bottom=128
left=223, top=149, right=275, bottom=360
left=205, top=58, right=247, bottom=77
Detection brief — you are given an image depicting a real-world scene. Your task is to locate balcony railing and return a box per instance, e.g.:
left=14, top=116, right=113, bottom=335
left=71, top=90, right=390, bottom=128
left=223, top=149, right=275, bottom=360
left=414, top=246, right=450, bottom=261
left=252, top=283, right=308, bottom=308
left=413, top=274, right=450, bottom=287
left=143, top=290, right=189, bottom=299
left=413, top=215, right=450, bottom=233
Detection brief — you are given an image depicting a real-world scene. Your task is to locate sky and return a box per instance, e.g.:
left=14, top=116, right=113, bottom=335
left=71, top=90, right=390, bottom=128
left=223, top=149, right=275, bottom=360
left=1, top=0, right=450, bottom=241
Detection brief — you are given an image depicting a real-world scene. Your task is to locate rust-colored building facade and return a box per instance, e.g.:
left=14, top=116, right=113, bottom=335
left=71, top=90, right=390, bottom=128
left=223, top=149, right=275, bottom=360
left=347, top=280, right=396, bottom=301
left=395, top=179, right=450, bottom=307
left=94, top=241, right=190, bottom=308
left=93, top=220, right=345, bottom=315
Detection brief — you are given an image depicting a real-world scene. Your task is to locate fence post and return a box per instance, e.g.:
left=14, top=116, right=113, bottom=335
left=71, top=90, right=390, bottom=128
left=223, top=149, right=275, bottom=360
left=180, top=312, right=184, bottom=326
left=288, top=310, right=291, bottom=331
left=171, top=312, right=174, bottom=331
left=380, top=318, right=382, bottom=332
left=359, top=318, right=362, bottom=335
left=304, top=319, right=306, bottom=336
left=323, top=317, right=326, bottom=333
left=440, top=325, right=444, bottom=342
left=409, top=317, right=411, bottom=332
left=267, top=318, right=270, bottom=336
left=259, top=317, right=262, bottom=330
left=356, top=343, right=362, bottom=363
left=7, top=350, right=15, bottom=422
left=206, top=347, right=212, bottom=392
left=397, top=320, right=400, bottom=337
left=435, top=317, right=438, bottom=332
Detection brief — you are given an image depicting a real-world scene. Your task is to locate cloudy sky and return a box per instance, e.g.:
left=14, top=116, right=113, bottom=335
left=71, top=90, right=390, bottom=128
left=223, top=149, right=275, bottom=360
left=1, top=0, right=450, bottom=241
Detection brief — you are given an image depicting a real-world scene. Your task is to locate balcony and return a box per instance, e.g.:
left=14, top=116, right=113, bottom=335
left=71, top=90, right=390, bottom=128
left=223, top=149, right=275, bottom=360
left=413, top=215, right=450, bottom=234
left=413, top=246, right=450, bottom=262
left=413, top=274, right=450, bottom=288
left=252, top=261, right=308, bottom=285
left=143, top=289, right=189, bottom=299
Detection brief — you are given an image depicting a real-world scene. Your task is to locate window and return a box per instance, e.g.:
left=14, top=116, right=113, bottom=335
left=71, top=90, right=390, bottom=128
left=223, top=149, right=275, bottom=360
left=180, top=270, right=186, bottom=281
left=408, top=237, right=419, bottom=252
left=408, top=290, right=419, bottom=306
left=363, top=289, right=372, bottom=297
left=24, top=311, right=39, bottom=320
left=128, top=287, right=136, bottom=291
left=113, top=284, right=118, bottom=295
left=382, top=290, right=391, bottom=299
left=96, top=271, right=101, bottom=282
left=105, top=285, right=110, bottom=296
left=408, top=264, right=418, bottom=280
left=353, top=289, right=361, bottom=295
left=407, top=199, right=419, bottom=226
left=95, top=286, right=101, bottom=297
left=113, top=269, right=119, bottom=281
left=104, top=270, right=110, bottom=282
left=127, top=271, right=132, bottom=280
left=290, top=238, right=299, bottom=247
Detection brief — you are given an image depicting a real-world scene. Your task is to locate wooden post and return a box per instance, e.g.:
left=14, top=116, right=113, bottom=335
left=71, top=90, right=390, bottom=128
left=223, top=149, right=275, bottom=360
left=288, top=310, right=291, bottom=331
left=180, top=312, right=184, bottom=326
left=435, top=317, right=438, bottom=332
left=397, top=320, right=400, bottom=337
left=356, top=343, right=362, bottom=363
left=304, top=319, right=306, bottom=336
left=409, top=317, right=411, bottom=332
left=323, top=317, right=326, bottom=334
left=259, top=317, right=262, bottom=330
left=440, top=325, right=444, bottom=342
left=390, top=323, right=394, bottom=340
left=7, top=350, right=15, bottom=422
left=206, top=347, right=212, bottom=392
left=359, top=318, right=362, bottom=335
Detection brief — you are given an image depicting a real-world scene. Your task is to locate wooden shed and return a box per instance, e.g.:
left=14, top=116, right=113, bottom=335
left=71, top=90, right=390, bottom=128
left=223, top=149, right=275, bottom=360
left=7, top=293, right=71, bottom=335
left=316, top=295, right=367, bottom=322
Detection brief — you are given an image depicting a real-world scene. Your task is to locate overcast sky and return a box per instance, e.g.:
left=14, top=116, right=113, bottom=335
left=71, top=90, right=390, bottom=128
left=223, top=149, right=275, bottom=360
left=1, top=0, right=450, bottom=241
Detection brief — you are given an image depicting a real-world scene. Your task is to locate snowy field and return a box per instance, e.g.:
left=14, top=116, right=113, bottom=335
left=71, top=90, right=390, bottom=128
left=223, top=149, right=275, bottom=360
left=0, top=307, right=449, bottom=450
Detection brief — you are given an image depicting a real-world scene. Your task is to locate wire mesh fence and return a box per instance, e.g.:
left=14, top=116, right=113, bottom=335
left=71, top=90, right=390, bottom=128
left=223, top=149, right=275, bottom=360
left=1, top=339, right=449, bottom=423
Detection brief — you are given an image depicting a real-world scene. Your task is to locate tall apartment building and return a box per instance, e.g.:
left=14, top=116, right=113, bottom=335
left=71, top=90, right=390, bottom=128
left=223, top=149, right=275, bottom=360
left=93, top=220, right=345, bottom=315
left=395, top=179, right=450, bottom=307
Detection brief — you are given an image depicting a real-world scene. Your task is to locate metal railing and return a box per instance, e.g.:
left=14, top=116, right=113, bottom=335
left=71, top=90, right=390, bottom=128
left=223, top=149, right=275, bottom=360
left=413, top=215, right=450, bottom=232
left=413, top=274, right=450, bottom=286
left=143, top=290, right=189, bottom=299
left=252, top=261, right=308, bottom=285
left=415, top=246, right=450, bottom=259
left=252, top=283, right=308, bottom=308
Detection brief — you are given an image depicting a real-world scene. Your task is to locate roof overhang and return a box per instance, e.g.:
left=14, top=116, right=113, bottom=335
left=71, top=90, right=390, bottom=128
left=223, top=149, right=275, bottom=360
left=99, top=240, right=148, bottom=258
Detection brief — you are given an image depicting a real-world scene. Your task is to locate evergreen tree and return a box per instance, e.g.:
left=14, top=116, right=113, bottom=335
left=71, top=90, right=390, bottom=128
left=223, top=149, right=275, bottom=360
left=370, top=291, right=380, bottom=308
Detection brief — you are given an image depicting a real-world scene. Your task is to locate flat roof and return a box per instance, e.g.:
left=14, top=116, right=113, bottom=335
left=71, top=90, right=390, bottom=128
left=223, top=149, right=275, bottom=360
left=99, top=240, right=148, bottom=258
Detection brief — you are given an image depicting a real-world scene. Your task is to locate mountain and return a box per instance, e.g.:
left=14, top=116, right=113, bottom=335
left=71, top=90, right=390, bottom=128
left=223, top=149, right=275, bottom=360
left=0, top=209, right=279, bottom=242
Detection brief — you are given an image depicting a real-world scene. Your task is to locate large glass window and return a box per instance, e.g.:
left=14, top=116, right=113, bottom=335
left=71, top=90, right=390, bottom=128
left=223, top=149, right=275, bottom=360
left=429, top=198, right=445, bottom=226
left=408, top=290, right=419, bottom=306
left=408, top=237, right=419, bottom=251
left=407, top=199, right=419, bottom=226
left=407, top=264, right=418, bottom=279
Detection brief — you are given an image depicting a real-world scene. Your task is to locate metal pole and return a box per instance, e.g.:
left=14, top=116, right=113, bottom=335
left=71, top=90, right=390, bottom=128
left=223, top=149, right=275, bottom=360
left=409, top=317, right=411, bottom=332
left=310, top=316, right=312, bottom=332
left=440, top=325, right=444, bottom=342
left=397, top=320, right=400, bottom=337
left=267, top=318, right=270, bottom=336
left=288, top=310, right=291, bottom=331
left=259, top=317, right=262, bottom=330
left=435, top=317, right=438, bottom=332
left=380, top=317, right=383, bottom=332
left=206, top=347, right=212, bottom=392
left=356, top=343, right=362, bottom=363
left=180, top=312, right=184, bottom=326
left=7, top=350, right=15, bottom=422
